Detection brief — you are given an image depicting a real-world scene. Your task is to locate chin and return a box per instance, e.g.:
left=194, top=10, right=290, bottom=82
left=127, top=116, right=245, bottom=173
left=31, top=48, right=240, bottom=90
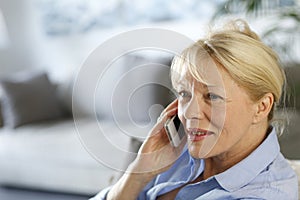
left=187, top=143, right=210, bottom=159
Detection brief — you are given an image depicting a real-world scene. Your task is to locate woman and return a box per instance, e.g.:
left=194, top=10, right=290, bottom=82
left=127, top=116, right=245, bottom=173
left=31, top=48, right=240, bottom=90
left=91, top=19, right=298, bottom=200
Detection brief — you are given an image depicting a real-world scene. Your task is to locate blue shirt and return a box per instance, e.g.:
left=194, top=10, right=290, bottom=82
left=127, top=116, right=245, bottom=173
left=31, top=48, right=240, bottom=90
left=91, top=128, right=298, bottom=200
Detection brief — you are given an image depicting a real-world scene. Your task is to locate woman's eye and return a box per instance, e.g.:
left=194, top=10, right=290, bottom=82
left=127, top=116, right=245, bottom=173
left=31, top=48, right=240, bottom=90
left=207, top=93, right=223, bottom=101
left=178, top=91, right=190, bottom=98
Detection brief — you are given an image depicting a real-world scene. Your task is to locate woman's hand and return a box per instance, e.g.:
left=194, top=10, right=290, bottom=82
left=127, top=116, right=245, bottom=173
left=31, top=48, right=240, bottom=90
left=106, top=100, right=186, bottom=200
left=128, top=99, right=186, bottom=177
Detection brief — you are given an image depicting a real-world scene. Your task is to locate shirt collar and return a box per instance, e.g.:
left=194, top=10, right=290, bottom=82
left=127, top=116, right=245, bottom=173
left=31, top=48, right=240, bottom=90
left=214, top=127, right=280, bottom=192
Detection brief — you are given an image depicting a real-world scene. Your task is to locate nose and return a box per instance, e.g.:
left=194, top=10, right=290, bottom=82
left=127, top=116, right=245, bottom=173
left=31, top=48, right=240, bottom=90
left=183, top=94, right=205, bottom=120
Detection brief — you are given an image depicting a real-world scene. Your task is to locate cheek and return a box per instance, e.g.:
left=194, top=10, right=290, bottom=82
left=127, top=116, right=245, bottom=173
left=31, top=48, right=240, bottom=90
left=177, top=103, right=185, bottom=123
left=177, top=101, right=190, bottom=130
left=220, top=104, right=252, bottom=134
left=210, top=104, right=226, bottom=127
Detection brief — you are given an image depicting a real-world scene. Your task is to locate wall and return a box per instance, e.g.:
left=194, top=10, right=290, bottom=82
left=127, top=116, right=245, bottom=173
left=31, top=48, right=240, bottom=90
left=0, top=0, right=207, bottom=82
left=0, top=0, right=115, bottom=82
left=0, top=0, right=35, bottom=76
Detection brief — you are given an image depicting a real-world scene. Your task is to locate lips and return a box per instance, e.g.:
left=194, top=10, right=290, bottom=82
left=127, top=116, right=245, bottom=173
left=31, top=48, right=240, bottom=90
left=187, top=128, right=214, bottom=142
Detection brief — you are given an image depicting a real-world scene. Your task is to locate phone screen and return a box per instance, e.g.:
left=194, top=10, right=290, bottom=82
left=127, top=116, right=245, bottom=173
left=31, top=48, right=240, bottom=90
left=173, top=115, right=181, bottom=131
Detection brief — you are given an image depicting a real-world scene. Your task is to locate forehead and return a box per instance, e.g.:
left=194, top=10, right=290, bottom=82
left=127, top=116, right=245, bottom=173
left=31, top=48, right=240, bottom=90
left=171, top=55, right=225, bottom=89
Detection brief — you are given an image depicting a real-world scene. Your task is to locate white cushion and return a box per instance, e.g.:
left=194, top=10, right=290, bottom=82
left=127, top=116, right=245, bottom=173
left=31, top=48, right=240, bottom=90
left=0, top=118, right=148, bottom=194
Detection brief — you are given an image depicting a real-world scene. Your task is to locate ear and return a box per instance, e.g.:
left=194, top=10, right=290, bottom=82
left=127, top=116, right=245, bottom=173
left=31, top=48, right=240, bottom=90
left=253, top=93, right=274, bottom=124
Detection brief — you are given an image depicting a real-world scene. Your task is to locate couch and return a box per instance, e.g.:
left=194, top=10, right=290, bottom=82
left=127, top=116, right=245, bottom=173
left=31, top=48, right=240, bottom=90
left=0, top=52, right=174, bottom=195
left=0, top=118, right=132, bottom=195
left=0, top=72, right=131, bottom=195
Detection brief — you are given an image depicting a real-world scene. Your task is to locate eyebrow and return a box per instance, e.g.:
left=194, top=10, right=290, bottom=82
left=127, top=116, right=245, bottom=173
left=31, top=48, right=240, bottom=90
left=207, top=85, right=226, bottom=91
left=206, top=84, right=219, bottom=88
left=175, top=83, right=224, bottom=92
left=206, top=84, right=225, bottom=92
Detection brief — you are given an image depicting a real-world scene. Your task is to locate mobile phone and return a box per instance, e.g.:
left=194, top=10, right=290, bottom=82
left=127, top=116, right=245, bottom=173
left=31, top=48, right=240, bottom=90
left=164, top=115, right=185, bottom=147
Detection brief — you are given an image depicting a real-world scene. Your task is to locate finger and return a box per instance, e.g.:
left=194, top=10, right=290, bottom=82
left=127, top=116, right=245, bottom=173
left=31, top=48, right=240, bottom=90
left=156, top=107, right=177, bottom=125
left=151, top=107, right=178, bottom=142
left=165, top=99, right=178, bottom=110
left=161, top=107, right=177, bottom=121
left=151, top=100, right=179, bottom=140
left=159, top=99, right=178, bottom=118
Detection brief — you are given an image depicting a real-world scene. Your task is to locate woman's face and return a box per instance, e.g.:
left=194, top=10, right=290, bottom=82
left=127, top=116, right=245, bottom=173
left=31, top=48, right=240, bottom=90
left=174, top=59, right=258, bottom=159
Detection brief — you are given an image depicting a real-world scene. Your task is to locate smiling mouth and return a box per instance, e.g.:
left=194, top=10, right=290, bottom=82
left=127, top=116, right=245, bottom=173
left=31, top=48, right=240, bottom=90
left=187, top=128, right=214, bottom=141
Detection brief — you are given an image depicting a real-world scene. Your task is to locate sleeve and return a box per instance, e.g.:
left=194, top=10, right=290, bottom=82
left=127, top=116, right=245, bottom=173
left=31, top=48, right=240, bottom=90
left=135, top=178, right=156, bottom=200
left=88, top=178, right=157, bottom=200
left=89, top=186, right=112, bottom=200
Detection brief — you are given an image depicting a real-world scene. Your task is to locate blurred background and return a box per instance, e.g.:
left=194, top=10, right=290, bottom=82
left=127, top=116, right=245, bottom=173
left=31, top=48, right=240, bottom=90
left=0, top=0, right=299, bottom=85
left=0, top=0, right=299, bottom=199
left=0, top=0, right=219, bottom=81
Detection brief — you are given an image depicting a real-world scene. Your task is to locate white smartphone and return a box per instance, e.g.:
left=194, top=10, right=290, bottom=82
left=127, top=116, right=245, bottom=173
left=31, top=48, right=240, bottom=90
left=164, top=115, right=185, bottom=147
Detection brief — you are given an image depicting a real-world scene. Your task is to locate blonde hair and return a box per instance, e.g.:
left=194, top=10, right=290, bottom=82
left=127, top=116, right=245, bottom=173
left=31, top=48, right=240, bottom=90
left=171, top=19, right=286, bottom=132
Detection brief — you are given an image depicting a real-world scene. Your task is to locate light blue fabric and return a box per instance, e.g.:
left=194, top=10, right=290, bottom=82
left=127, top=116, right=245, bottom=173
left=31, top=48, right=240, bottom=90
left=91, top=128, right=298, bottom=200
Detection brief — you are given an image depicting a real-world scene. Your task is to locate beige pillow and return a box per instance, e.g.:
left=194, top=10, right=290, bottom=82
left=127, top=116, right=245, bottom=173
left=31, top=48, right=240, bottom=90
left=0, top=72, right=64, bottom=128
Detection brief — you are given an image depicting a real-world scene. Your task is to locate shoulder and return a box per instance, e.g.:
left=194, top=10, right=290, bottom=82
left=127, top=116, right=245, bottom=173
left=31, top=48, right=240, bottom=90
left=239, top=153, right=298, bottom=199
left=268, top=154, right=298, bottom=198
